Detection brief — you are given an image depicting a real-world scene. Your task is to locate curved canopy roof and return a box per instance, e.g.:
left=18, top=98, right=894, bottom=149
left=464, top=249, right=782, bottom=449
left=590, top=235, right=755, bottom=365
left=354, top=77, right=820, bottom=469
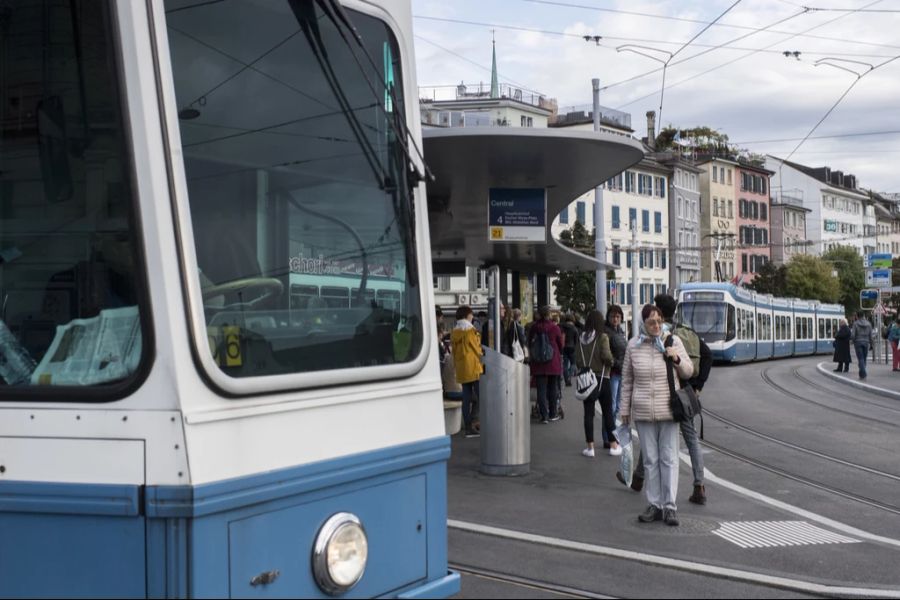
left=423, top=127, right=645, bottom=273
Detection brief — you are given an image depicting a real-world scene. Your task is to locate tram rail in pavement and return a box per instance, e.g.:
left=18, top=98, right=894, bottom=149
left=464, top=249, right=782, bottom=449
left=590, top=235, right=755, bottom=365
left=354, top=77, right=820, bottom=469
left=447, top=358, right=900, bottom=598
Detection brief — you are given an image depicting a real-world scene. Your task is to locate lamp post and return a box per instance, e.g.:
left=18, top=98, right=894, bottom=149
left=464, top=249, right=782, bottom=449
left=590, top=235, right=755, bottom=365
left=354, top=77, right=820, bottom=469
left=616, top=45, right=674, bottom=138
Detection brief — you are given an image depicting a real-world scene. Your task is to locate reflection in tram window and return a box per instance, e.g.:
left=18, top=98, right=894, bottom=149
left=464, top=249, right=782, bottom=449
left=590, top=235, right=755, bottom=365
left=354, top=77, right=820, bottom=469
left=166, top=1, right=424, bottom=378
left=0, top=1, right=147, bottom=392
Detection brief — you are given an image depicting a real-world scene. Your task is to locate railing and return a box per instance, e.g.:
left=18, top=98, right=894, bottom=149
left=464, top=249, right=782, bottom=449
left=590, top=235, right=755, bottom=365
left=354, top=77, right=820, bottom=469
left=418, top=83, right=556, bottom=112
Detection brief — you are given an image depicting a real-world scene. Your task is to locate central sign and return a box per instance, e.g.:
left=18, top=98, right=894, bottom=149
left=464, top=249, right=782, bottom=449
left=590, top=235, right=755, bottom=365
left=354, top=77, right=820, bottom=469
left=488, top=188, right=546, bottom=243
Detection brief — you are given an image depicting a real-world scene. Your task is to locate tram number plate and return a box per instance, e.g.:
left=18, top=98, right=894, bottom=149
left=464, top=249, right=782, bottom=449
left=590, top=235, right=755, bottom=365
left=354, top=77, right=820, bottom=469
left=208, top=326, right=243, bottom=367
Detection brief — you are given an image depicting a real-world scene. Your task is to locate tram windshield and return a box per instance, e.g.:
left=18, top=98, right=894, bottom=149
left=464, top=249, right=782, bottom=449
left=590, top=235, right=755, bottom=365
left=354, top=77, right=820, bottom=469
left=677, top=302, right=736, bottom=343
left=0, top=1, right=146, bottom=393
left=165, top=1, right=423, bottom=379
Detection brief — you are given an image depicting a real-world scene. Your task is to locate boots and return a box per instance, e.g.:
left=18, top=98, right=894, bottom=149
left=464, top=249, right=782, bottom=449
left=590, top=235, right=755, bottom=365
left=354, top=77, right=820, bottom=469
left=630, top=475, right=644, bottom=493
left=689, top=484, right=707, bottom=505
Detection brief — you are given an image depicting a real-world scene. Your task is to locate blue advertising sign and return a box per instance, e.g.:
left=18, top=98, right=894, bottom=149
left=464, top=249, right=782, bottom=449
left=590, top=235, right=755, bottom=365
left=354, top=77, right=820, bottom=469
left=866, top=269, right=891, bottom=288
left=488, top=188, right=546, bottom=243
left=864, top=253, right=892, bottom=268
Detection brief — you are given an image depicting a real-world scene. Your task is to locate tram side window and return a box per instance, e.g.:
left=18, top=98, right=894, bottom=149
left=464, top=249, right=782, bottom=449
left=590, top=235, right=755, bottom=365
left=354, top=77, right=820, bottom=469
left=165, top=1, right=423, bottom=379
left=0, top=2, right=146, bottom=392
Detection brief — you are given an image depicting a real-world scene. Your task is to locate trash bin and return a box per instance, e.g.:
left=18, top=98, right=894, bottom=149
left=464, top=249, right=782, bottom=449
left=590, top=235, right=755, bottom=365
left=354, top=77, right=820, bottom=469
left=479, top=347, right=530, bottom=476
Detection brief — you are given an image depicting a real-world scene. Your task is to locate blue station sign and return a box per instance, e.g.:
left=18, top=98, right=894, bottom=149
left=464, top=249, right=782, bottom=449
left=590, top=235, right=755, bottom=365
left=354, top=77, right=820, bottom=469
left=488, top=188, right=546, bottom=243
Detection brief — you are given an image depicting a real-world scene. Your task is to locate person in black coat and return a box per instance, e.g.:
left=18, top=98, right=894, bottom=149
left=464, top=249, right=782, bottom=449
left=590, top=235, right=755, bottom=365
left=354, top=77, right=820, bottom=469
left=833, top=319, right=852, bottom=372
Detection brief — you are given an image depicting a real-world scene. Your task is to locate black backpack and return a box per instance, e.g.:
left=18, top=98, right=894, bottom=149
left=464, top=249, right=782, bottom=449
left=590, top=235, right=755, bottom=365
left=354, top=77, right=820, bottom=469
left=529, top=330, right=555, bottom=363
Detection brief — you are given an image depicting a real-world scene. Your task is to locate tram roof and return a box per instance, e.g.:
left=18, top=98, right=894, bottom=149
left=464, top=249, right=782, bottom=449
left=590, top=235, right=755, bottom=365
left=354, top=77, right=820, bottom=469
left=423, top=127, right=645, bottom=274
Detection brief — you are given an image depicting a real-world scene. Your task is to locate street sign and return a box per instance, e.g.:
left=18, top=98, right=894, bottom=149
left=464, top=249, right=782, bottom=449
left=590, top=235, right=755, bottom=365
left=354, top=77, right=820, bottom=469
left=866, top=269, right=892, bottom=288
left=860, top=288, right=879, bottom=309
left=487, top=188, right=546, bottom=243
left=864, top=253, right=893, bottom=269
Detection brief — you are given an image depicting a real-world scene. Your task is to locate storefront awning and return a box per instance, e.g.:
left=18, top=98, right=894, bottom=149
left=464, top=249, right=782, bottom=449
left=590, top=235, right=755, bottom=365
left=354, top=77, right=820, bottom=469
left=423, top=127, right=645, bottom=274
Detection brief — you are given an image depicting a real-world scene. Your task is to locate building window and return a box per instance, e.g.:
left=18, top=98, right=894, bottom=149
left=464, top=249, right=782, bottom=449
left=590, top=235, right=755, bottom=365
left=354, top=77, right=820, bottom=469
left=612, top=205, right=620, bottom=229
left=639, top=251, right=644, bottom=269
left=642, top=210, right=650, bottom=232
left=654, top=211, right=662, bottom=233
left=727, top=169, right=732, bottom=185
left=625, top=171, right=635, bottom=193
left=613, top=245, right=621, bottom=266
left=560, top=207, right=569, bottom=224
left=576, top=201, right=586, bottom=224
left=661, top=250, right=667, bottom=269
left=627, top=250, right=632, bottom=268
left=760, top=203, right=767, bottom=221
left=727, top=200, right=733, bottom=218
left=713, top=197, right=719, bottom=217
left=629, top=207, right=637, bottom=229
left=712, top=167, right=718, bottom=183
left=655, top=176, right=666, bottom=198
left=677, top=197, right=683, bottom=218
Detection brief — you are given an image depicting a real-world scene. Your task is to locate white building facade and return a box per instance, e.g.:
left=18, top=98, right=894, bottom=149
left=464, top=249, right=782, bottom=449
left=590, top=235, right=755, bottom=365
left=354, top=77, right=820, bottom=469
left=766, top=157, right=871, bottom=257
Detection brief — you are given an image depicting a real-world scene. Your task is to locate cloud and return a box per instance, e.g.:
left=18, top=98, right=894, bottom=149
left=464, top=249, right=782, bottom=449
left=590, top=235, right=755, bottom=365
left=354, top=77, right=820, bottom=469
left=411, top=0, right=900, bottom=190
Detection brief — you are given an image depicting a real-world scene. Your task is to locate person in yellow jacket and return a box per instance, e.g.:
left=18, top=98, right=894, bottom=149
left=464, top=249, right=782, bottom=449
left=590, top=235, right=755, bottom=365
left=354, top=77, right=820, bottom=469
left=451, top=305, right=484, bottom=438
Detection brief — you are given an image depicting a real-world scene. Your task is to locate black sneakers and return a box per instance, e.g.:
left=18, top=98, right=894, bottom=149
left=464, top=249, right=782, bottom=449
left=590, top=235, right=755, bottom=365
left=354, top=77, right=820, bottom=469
left=638, top=505, right=662, bottom=523
left=464, top=428, right=480, bottom=438
left=663, top=509, right=680, bottom=526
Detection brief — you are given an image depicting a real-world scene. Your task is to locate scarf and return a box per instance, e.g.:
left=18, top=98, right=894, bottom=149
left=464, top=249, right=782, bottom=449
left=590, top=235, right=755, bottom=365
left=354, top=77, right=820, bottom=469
left=638, top=322, right=671, bottom=354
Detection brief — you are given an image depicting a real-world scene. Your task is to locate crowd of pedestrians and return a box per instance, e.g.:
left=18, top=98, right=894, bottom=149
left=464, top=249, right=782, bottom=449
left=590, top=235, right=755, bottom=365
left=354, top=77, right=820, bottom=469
left=438, top=293, right=713, bottom=527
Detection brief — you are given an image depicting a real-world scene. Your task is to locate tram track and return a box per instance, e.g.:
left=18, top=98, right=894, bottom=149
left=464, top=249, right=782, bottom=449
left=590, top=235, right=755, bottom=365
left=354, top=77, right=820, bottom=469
left=702, top=438, right=900, bottom=516
left=449, top=563, right=610, bottom=599
left=790, top=367, right=900, bottom=415
left=702, top=407, right=900, bottom=482
left=759, top=367, right=900, bottom=429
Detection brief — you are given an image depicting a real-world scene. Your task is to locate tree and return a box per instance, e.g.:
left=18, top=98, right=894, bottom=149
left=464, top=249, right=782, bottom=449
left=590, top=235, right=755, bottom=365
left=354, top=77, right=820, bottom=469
left=553, top=270, right=595, bottom=315
left=554, top=222, right=614, bottom=314
left=784, top=254, right=841, bottom=304
left=746, top=261, right=787, bottom=296
left=822, top=246, right=865, bottom=316
left=558, top=220, right=593, bottom=253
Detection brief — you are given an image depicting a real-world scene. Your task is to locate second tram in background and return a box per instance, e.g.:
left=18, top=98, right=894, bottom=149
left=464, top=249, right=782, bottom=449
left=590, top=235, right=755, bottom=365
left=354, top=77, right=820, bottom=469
left=676, top=283, right=845, bottom=363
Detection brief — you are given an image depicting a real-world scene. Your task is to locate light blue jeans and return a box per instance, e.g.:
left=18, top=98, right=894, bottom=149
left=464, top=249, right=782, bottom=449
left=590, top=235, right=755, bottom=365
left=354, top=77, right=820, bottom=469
left=634, top=420, right=680, bottom=510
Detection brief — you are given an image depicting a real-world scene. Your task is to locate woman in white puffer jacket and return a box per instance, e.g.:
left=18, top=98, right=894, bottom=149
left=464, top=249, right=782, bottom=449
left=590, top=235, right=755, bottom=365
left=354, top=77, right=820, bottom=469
left=620, top=304, right=693, bottom=527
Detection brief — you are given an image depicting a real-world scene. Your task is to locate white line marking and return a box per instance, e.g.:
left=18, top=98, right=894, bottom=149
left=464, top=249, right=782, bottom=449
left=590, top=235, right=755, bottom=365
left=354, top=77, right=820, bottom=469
left=685, top=453, right=900, bottom=550
left=448, top=519, right=900, bottom=598
left=713, top=521, right=860, bottom=549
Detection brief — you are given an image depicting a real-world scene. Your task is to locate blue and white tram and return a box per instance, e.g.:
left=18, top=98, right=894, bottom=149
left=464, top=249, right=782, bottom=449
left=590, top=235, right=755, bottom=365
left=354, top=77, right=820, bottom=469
left=0, top=1, right=458, bottom=598
left=676, top=283, right=844, bottom=363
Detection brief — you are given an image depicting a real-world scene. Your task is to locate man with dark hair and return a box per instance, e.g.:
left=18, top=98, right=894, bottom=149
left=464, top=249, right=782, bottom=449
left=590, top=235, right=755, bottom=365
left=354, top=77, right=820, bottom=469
left=851, top=310, right=875, bottom=380
left=628, top=294, right=710, bottom=505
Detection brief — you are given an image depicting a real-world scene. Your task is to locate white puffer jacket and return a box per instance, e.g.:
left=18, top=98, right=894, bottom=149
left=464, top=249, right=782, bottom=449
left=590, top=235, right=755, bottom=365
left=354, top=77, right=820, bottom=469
left=620, top=333, right=693, bottom=422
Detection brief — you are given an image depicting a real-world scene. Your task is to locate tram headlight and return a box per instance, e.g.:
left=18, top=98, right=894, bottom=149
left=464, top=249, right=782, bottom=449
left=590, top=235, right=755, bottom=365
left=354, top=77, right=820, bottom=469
left=312, top=512, right=368, bottom=595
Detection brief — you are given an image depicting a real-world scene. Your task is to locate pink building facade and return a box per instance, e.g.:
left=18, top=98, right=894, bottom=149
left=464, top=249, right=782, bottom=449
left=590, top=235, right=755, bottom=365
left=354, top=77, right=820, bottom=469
left=735, top=164, right=773, bottom=283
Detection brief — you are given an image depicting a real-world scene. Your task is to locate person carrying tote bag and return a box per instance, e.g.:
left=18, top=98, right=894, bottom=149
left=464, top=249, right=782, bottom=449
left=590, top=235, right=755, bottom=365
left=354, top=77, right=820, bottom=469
left=575, top=310, right=619, bottom=457
left=620, top=304, right=692, bottom=527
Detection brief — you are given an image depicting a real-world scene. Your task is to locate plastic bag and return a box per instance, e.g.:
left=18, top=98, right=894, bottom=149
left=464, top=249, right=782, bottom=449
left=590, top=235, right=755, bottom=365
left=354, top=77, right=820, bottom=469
left=614, top=423, right=634, bottom=486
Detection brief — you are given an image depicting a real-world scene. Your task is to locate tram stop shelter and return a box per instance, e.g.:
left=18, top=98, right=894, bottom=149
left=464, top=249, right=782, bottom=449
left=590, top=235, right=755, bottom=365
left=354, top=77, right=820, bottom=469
left=423, top=127, right=644, bottom=475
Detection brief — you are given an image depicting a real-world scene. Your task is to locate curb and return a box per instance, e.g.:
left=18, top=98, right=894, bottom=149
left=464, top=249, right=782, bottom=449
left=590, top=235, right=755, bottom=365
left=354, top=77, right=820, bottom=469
left=816, top=362, right=900, bottom=401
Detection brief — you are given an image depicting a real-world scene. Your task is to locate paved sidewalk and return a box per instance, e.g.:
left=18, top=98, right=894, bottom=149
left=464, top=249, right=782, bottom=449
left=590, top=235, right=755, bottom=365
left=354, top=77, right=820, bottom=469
left=446, top=366, right=900, bottom=598
left=817, top=359, right=900, bottom=399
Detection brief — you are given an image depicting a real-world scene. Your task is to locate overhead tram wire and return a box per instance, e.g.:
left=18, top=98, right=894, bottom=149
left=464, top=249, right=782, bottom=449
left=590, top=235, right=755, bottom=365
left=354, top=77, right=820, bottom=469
left=733, top=129, right=900, bottom=145
left=412, top=16, right=895, bottom=60
left=613, top=0, right=887, bottom=109
left=782, top=52, right=900, bottom=165
left=508, top=0, right=900, bottom=51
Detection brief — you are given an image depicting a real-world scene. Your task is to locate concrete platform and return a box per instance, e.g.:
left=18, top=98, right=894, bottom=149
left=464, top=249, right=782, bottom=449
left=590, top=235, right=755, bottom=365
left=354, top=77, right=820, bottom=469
left=447, top=358, right=900, bottom=598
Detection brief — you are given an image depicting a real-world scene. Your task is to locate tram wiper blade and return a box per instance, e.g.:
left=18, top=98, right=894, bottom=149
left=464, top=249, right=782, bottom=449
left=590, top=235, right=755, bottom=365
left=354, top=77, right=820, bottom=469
left=289, top=0, right=389, bottom=191
left=315, top=0, right=433, bottom=189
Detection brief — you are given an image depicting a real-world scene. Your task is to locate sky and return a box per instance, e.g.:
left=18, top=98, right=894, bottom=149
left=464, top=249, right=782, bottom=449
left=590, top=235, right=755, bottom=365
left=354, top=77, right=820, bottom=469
left=410, top=0, right=900, bottom=192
